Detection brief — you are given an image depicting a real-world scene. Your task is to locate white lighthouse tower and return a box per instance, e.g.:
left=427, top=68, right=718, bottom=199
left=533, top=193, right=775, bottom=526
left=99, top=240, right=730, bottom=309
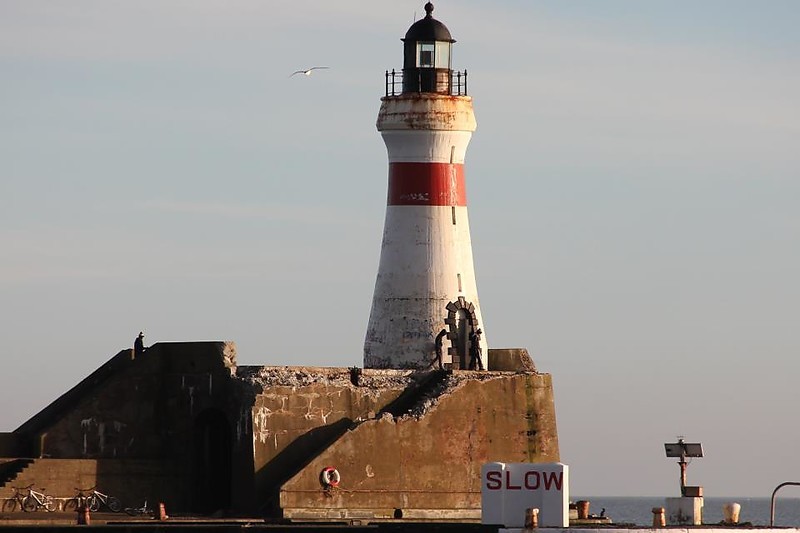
left=364, top=3, right=487, bottom=371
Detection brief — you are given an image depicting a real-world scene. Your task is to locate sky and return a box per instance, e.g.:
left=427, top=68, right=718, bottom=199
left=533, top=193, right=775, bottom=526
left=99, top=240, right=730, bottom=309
left=1, top=1, right=799, bottom=498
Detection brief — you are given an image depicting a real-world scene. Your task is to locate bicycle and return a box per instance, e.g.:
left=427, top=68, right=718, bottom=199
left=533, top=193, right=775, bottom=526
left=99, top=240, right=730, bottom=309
left=124, top=499, right=153, bottom=517
left=62, top=487, right=90, bottom=512
left=1, top=485, right=28, bottom=512
left=21, top=485, right=56, bottom=512
left=85, top=487, right=122, bottom=512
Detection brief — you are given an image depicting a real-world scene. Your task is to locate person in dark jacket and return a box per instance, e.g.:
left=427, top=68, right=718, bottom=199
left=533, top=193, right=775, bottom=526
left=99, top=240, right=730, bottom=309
left=433, top=328, right=447, bottom=370
left=134, top=331, right=146, bottom=358
left=469, top=328, right=484, bottom=370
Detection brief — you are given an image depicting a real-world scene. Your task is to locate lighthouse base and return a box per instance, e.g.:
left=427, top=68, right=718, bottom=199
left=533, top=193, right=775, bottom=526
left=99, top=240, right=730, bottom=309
left=277, top=352, right=559, bottom=522
left=0, top=343, right=558, bottom=520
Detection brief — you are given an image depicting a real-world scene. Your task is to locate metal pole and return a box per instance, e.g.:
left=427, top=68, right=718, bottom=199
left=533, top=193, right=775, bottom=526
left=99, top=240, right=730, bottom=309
left=770, top=481, right=800, bottom=526
left=679, top=451, right=687, bottom=496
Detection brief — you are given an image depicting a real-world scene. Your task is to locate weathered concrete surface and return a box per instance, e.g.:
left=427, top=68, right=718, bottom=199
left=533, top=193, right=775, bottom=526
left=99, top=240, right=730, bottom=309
left=280, top=371, right=559, bottom=521
left=242, top=367, right=411, bottom=514
left=15, top=341, right=238, bottom=459
left=0, top=458, right=181, bottom=511
left=0, top=436, right=26, bottom=458
left=3, top=342, right=248, bottom=513
left=487, top=349, right=536, bottom=372
left=1, top=342, right=559, bottom=521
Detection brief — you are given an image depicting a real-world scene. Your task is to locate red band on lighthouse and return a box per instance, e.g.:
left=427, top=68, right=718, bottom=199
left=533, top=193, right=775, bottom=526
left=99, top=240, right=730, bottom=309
left=387, top=162, right=466, bottom=206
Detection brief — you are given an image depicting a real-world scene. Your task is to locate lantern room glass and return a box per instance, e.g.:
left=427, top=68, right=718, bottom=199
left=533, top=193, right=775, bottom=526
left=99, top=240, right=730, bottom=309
left=416, top=41, right=451, bottom=69
left=417, top=42, right=435, bottom=67
left=435, top=41, right=451, bottom=69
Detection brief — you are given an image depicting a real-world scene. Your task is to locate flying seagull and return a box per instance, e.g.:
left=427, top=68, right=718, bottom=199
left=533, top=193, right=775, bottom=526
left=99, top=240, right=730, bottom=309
left=290, top=66, right=330, bottom=78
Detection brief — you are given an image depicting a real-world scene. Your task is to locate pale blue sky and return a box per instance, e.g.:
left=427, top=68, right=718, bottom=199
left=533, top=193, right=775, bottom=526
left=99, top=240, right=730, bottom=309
left=1, top=1, right=799, bottom=498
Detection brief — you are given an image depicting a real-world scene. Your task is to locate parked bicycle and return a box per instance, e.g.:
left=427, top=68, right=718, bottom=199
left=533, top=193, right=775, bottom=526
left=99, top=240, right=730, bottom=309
left=1, top=485, right=27, bottom=512
left=21, top=485, right=56, bottom=512
left=62, top=487, right=90, bottom=512
left=124, top=499, right=153, bottom=517
left=85, top=487, right=122, bottom=512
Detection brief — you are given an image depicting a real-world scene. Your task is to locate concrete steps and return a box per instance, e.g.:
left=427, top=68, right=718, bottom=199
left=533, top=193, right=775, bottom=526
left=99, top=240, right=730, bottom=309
left=0, top=458, right=33, bottom=488
left=0, top=458, right=174, bottom=512
left=0, top=458, right=91, bottom=507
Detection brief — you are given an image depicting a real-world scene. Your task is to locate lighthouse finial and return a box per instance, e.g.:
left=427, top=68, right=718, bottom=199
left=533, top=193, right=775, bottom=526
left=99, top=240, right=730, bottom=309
left=424, top=2, right=434, bottom=18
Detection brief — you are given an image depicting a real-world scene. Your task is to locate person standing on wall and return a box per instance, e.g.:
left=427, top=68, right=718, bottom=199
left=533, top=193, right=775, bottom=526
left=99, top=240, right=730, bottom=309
left=469, top=328, right=484, bottom=370
left=433, top=328, right=448, bottom=370
left=134, top=331, right=146, bottom=358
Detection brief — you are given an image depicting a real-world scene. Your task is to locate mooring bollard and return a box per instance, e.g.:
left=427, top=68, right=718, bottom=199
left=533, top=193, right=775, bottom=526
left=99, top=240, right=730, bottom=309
left=577, top=500, right=590, bottom=519
left=652, top=507, right=666, bottom=527
left=158, top=502, right=168, bottom=521
left=524, top=507, right=539, bottom=529
left=723, top=502, right=741, bottom=524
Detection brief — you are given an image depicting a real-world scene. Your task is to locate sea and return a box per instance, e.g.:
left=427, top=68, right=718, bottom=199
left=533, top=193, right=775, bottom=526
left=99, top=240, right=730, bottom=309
left=572, top=496, right=800, bottom=527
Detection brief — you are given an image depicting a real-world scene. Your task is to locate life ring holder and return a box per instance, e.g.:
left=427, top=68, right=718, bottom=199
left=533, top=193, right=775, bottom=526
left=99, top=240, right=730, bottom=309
left=320, top=466, right=341, bottom=488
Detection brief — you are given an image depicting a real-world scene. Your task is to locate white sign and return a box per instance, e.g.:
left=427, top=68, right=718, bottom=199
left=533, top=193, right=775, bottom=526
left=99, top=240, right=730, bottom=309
left=481, top=462, right=569, bottom=527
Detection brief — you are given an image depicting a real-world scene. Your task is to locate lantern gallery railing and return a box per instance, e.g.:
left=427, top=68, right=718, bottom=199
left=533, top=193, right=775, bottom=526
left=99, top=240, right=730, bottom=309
left=384, top=69, right=468, bottom=97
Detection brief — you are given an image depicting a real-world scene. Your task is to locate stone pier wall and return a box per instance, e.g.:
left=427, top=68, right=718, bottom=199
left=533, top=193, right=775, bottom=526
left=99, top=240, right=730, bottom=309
left=1, top=343, right=559, bottom=520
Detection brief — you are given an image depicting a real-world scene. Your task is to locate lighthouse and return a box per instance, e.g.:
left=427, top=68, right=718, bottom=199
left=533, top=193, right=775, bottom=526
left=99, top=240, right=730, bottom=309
left=364, top=3, right=487, bottom=371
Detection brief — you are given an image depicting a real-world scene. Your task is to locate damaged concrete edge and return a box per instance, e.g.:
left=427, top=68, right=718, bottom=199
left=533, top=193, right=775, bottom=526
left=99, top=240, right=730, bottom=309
left=236, top=366, right=417, bottom=391
left=234, top=345, right=538, bottom=393
left=236, top=366, right=541, bottom=402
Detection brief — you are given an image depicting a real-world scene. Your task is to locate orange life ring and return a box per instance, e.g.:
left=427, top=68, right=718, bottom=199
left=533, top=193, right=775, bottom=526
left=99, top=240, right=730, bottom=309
left=320, top=466, right=341, bottom=487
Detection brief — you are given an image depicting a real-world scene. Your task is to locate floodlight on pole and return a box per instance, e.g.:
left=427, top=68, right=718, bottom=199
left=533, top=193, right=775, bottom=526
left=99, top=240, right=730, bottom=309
left=664, top=437, right=703, bottom=496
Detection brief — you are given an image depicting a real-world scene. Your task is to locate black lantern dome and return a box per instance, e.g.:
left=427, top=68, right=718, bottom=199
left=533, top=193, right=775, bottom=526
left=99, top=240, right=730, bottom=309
left=404, top=3, right=454, bottom=43
left=401, top=3, right=456, bottom=94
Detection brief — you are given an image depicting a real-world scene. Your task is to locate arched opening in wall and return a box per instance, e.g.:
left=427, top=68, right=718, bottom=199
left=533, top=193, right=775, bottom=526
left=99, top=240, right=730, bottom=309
left=445, top=296, right=480, bottom=370
left=455, top=309, right=469, bottom=369
left=191, top=409, right=232, bottom=514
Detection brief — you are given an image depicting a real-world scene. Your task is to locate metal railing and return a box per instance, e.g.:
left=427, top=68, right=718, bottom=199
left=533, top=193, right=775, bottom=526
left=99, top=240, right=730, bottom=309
left=770, top=481, right=800, bottom=526
left=384, top=69, right=468, bottom=97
